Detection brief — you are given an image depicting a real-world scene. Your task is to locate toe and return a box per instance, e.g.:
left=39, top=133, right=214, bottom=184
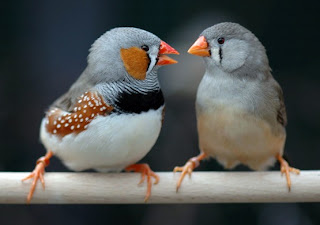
left=39, top=172, right=45, bottom=189
left=22, top=173, right=35, bottom=181
left=173, top=166, right=182, bottom=173
left=125, top=164, right=158, bottom=201
left=138, top=172, right=146, bottom=185
left=290, top=167, right=300, bottom=174
left=151, top=172, right=160, bottom=184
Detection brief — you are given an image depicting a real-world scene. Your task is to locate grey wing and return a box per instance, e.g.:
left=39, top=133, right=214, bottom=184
left=275, top=83, right=287, bottom=127
left=50, top=65, right=125, bottom=111
left=50, top=71, right=95, bottom=112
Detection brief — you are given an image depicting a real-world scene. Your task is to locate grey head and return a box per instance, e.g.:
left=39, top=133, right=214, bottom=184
left=87, top=27, right=161, bottom=83
left=52, top=27, right=178, bottom=111
left=191, top=23, right=287, bottom=129
left=189, top=22, right=271, bottom=77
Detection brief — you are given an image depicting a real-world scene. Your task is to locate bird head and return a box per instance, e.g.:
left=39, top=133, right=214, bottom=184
left=188, top=22, right=269, bottom=75
left=87, top=27, right=179, bottom=83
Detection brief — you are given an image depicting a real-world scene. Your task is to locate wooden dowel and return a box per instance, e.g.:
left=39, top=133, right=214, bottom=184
left=0, top=171, right=319, bottom=204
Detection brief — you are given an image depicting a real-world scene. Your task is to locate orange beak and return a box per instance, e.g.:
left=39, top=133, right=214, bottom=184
left=188, top=36, right=210, bottom=57
left=156, top=41, right=179, bottom=66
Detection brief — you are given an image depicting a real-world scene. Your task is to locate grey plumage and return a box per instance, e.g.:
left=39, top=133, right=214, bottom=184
left=174, top=22, right=299, bottom=191
left=24, top=27, right=177, bottom=203
left=192, top=22, right=290, bottom=170
left=197, top=22, right=286, bottom=134
left=51, top=27, right=162, bottom=111
left=201, top=22, right=270, bottom=77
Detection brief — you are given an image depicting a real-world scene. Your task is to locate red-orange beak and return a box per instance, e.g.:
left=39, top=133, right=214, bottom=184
left=156, top=41, right=179, bottom=66
left=188, top=36, right=210, bottom=57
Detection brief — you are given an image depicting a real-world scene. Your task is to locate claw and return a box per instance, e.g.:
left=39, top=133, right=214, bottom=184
left=139, top=172, right=146, bottom=185
left=22, top=162, right=46, bottom=203
left=21, top=173, right=33, bottom=181
left=277, top=153, right=300, bottom=191
left=22, top=151, right=53, bottom=203
left=174, top=153, right=207, bottom=192
left=150, top=170, right=159, bottom=185
left=174, top=162, right=194, bottom=192
left=39, top=171, right=45, bottom=189
left=125, top=163, right=159, bottom=202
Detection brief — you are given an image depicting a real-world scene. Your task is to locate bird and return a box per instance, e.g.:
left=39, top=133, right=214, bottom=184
left=22, top=27, right=179, bottom=203
left=174, top=22, right=300, bottom=191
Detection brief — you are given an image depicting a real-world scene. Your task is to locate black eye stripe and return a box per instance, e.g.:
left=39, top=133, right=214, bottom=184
left=140, top=45, right=151, bottom=72
left=146, top=53, right=151, bottom=72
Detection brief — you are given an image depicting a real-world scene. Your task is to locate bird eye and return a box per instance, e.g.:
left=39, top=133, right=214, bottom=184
left=141, top=45, right=149, bottom=51
left=217, top=37, right=225, bottom=45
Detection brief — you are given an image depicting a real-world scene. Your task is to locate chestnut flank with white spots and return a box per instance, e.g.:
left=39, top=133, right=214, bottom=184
left=45, top=92, right=113, bottom=137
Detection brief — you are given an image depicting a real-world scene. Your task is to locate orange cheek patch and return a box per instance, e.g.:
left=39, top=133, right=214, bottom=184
left=45, top=91, right=114, bottom=137
left=120, top=47, right=149, bottom=80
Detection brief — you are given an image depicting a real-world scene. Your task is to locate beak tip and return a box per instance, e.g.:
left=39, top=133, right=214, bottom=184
left=187, top=47, right=198, bottom=55
left=160, top=40, right=179, bottom=55
left=187, top=36, right=210, bottom=57
left=156, top=55, right=178, bottom=66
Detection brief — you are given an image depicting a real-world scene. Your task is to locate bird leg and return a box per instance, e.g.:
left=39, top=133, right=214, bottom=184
left=173, top=152, right=207, bottom=192
left=22, top=151, right=53, bottom=203
left=276, top=153, right=300, bottom=191
left=125, top=163, right=159, bottom=202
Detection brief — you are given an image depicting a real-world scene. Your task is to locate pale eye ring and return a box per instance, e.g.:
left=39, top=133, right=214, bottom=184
left=141, top=45, right=149, bottom=51
left=217, top=37, right=225, bottom=45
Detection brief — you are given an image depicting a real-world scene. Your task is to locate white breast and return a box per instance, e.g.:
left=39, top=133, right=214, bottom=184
left=40, top=106, right=164, bottom=172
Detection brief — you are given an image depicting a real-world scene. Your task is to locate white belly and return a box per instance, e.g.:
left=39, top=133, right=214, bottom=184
left=40, top=106, right=163, bottom=172
left=197, top=106, right=286, bottom=171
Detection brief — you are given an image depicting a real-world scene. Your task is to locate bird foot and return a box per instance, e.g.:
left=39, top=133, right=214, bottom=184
left=125, top=163, right=159, bottom=202
left=277, top=154, right=300, bottom=191
left=22, top=151, right=53, bottom=203
left=173, top=153, right=207, bottom=192
left=174, top=161, right=195, bottom=192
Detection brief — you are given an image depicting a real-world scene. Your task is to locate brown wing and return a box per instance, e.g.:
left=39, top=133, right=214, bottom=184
left=45, top=91, right=113, bottom=137
left=276, top=85, right=287, bottom=127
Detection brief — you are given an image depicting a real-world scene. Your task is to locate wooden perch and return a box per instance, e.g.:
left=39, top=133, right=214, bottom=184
left=0, top=171, right=319, bottom=204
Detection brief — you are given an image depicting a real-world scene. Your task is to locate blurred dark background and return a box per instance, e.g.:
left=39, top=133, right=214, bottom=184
left=1, top=0, right=320, bottom=224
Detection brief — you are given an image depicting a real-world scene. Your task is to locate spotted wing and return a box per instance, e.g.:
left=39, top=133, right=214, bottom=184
left=45, top=91, right=113, bottom=137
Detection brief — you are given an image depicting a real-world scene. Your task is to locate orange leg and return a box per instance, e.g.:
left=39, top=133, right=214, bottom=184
left=125, top=163, right=159, bottom=202
left=276, top=153, right=300, bottom=191
left=173, top=152, right=207, bottom=192
left=22, top=151, right=53, bottom=203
